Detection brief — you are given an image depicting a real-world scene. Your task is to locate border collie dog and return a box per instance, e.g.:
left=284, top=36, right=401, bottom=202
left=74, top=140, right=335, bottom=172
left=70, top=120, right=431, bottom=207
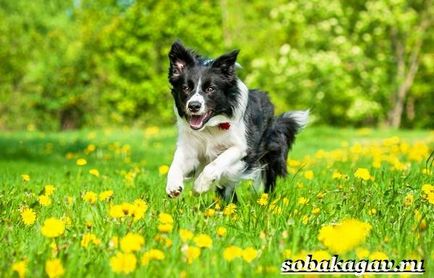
left=166, top=41, right=308, bottom=201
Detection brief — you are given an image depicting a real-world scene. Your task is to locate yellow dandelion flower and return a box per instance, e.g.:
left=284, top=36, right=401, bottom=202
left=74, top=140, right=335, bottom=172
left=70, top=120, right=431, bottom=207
left=217, top=227, right=227, bottom=237
left=45, top=259, right=64, bottom=278
left=41, top=218, right=65, bottom=238
left=408, top=143, right=429, bottom=162
left=179, top=229, right=193, bottom=242
left=355, top=247, right=370, bottom=259
left=89, top=169, right=100, bottom=177
left=269, top=203, right=282, bottom=215
left=66, top=196, right=74, bottom=206
left=133, top=198, right=147, bottom=209
left=383, top=136, right=400, bottom=146
left=404, top=193, right=414, bottom=207
left=288, top=159, right=301, bottom=167
left=145, top=126, right=160, bottom=136
left=223, top=246, right=243, bottom=261
left=65, top=152, right=74, bottom=160
left=332, top=171, right=345, bottom=180
left=123, top=202, right=135, bottom=215
left=312, top=207, right=321, bottom=215
left=110, top=252, right=137, bottom=274
left=141, top=249, right=165, bottom=265
left=131, top=199, right=148, bottom=221
left=148, top=249, right=165, bottom=260
left=99, top=190, right=113, bottom=201
left=204, top=208, right=215, bottom=217
left=44, top=185, right=55, bottom=196
left=158, top=213, right=173, bottom=224
left=120, top=233, right=144, bottom=253
left=76, top=158, right=87, bottom=166
left=311, top=250, right=331, bottom=261
left=158, top=165, right=169, bottom=175
left=21, top=208, right=36, bottom=226
left=368, top=208, right=377, bottom=216
left=369, top=251, right=388, bottom=260
left=419, top=218, right=427, bottom=230
left=422, top=184, right=434, bottom=194
left=354, top=168, right=373, bottom=181
left=21, top=174, right=30, bottom=182
left=318, top=219, right=372, bottom=253
left=297, top=197, right=308, bottom=205
left=184, top=246, right=201, bottom=264
left=302, top=215, right=309, bottom=224
left=426, top=192, right=434, bottom=205
left=214, top=202, right=222, bottom=210
left=38, top=195, right=52, bottom=207
left=12, top=260, right=26, bottom=278
left=109, top=205, right=124, bottom=218
left=85, top=144, right=96, bottom=154
left=257, top=193, right=269, bottom=206
left=303, top=170, right=314, bottom=180
left=283, top=249, right=292, bottom=258
left=193, top=234, right=212, bottom=248
left=242, top=247, right=258, bottom=263
left=223, top=203, right=237, bottom=216
left=82, top=191, right=97, bottom=204
left=158, top=223, right=173, bottom=233
left=81, top=233, right=101, bottom=248
left=372, top=159, right=382, bottom=168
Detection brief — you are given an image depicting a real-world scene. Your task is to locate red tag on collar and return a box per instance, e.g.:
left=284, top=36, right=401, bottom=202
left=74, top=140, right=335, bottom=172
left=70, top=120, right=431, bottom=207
left=218, top=122, right=231, bottom=130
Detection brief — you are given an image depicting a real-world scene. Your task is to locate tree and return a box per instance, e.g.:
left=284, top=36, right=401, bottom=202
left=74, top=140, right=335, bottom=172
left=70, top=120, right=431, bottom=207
left=386, top=0, right=432, bottom=128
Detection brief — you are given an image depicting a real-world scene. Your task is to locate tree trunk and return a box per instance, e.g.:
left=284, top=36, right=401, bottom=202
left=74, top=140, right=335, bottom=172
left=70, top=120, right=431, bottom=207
left=388, top=63, right=419, bottom=128
left=387, top=15, right=430, bottom=128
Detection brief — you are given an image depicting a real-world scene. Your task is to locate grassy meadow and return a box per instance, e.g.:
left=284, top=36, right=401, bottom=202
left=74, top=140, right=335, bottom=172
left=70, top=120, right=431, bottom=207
left=1, top=127, right=433, bottom=277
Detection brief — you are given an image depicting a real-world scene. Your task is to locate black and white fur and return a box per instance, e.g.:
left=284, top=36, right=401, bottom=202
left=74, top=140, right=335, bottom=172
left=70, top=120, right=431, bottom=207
left=165, top=41, right=308, bottom=201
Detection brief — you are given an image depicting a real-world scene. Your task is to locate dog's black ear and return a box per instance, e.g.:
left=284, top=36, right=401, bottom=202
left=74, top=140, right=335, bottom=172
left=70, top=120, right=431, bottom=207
left=211, top=49, right=239, bottom=79
left=168, top=41, right=195, bottom=80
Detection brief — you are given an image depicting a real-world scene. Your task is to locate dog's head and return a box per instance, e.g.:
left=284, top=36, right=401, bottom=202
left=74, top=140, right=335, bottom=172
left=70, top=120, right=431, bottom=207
left=168, top=41, right=240, bottom=130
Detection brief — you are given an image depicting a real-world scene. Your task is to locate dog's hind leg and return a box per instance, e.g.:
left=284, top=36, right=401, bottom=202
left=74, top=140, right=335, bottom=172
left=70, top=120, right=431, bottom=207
left=262, top=110, right=309, bottom=193
left=216, top=184, right=238, bottom=203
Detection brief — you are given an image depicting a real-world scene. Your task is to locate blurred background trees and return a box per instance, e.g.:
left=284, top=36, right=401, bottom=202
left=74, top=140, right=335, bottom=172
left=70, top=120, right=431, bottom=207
left=0, top=0, right=432, bottom=130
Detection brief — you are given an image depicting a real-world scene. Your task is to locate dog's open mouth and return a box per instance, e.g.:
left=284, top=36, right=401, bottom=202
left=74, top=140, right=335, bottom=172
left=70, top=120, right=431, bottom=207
left=189, top=111, right=212, bottom=130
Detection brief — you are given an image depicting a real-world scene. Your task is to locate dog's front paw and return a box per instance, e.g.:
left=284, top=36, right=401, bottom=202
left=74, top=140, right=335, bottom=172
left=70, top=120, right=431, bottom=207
left=166, top=183, right=183, bottom=198
left=193, top=165, right=218, bottom=195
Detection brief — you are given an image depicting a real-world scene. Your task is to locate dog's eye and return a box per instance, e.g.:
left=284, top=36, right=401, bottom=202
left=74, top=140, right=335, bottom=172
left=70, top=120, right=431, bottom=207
left=205, top=87, right=215, bottom=94
left=182, top=85, right=190, bottom=93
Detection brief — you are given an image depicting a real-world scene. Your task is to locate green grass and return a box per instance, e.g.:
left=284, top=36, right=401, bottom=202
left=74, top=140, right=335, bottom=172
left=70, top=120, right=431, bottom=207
left=1, top=127, right=433, bottom=277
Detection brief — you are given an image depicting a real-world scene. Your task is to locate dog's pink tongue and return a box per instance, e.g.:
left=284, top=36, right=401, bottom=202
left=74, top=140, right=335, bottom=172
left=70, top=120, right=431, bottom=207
left=189, top=115, right=205, bottom=129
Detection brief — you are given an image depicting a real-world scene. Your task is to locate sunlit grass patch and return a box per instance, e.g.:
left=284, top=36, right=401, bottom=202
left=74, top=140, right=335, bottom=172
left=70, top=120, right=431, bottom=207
left=1, top=127, right=433, bottom=277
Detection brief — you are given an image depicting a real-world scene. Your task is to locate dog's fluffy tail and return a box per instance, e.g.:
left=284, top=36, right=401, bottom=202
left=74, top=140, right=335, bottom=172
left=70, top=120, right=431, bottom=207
left=262, top=110, right=309, bottom=192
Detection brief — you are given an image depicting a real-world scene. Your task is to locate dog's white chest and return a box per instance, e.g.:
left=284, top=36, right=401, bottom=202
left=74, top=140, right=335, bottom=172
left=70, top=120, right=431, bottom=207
left=193, top=129, right=235, bottom=163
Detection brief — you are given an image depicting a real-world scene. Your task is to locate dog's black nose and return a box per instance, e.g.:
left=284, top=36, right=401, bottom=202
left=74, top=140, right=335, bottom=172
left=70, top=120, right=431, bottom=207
left=188, top=101, right=201, bottom=113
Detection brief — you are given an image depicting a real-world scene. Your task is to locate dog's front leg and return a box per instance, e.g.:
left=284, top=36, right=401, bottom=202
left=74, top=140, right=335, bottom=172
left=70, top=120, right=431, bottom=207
left=166, top=146, right=198, bottom=198
left=193, top=146, right=246, bottom=195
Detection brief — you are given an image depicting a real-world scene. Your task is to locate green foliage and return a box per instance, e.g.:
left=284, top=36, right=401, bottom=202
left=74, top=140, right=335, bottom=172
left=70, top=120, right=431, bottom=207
left=0, top=0, right=432, bottom=130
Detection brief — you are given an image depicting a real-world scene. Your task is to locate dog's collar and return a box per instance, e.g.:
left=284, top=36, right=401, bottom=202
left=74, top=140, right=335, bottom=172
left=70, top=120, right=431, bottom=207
left=218, top=122, right=230, bottom=130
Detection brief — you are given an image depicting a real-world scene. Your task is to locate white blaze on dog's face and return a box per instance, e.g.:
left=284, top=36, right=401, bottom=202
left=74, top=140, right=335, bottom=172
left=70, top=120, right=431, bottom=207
left=168, top=41, right=240, bottom=130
